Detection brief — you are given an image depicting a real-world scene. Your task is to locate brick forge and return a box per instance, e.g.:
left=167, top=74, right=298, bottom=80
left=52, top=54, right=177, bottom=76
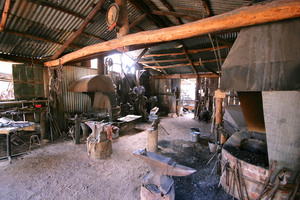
left=220, top=138, right=293, bottom=200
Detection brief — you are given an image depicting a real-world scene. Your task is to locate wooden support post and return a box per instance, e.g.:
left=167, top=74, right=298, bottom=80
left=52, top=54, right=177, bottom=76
left=147, top=129, right=158, bottom=152
left=97, top=56, right=105, bottom=75
left=214, top=89, right=226, bottom=143
left=177, top=78, right=181, bottom=116
left=194, top=75, right=200, bottom=119
left=0, top=0, right=11, bottom=32
left=44, top=0, right=300, bottom=67
left=115, top=0, right=130, bottom=38
left=201, top=0, right=212, bottom=17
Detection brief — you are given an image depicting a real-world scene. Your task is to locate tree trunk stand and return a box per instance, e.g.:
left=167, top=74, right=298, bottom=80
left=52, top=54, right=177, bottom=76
left=87, top=139, right=112, bottom=159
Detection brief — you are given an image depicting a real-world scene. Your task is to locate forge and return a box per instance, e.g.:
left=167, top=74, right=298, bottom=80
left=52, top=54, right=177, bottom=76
left=220, top=19, right=300, bottom=200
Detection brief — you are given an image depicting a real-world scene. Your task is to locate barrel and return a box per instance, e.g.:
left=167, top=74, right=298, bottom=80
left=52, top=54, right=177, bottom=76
left=190, top=128, right=201, bottom=142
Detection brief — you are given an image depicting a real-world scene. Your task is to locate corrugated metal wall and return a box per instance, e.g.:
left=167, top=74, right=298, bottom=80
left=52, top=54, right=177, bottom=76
left=60, top=66, right=97, bottom=113
left=153, top=78, right=180, bottom=114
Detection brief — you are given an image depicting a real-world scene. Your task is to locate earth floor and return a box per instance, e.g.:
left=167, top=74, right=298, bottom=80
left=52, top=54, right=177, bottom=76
left=0, top=115, right=230, bottom=200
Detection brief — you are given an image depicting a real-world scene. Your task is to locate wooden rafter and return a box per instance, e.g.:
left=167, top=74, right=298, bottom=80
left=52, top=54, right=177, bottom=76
left=201, top=0, right=212, bottom=17
left=143, top=58, right=225, bottom=69
left=81, top=32, right=106, bottom=42
left=139, top=58, right=187, bottom=64
left=215, top=36, right=233, bottom=48
left=182, top=46, right=197, bottom=73
left=194, top=58, right=225, bottom=65
left=153, top=73, right=218, bottom=79
left=142, top=46, right=228, bottom=58
left=130, top=13, right=147, bottom=29
left=188, top=46, right=228, bottom=54
left=152, top=10, right=201, bottom=21
left=51, top=0, right=106, bottom=59
left=44, top=0, right=300, bottom=67
left=26, top=0, right=87, bottom=21
left=159, top=0, right=183, bottom=24
left=142, top=0, right=175, bottom=27
left=4, top=30, right=81, bottom=49
left=199, top=63, right=219, bottom=75
left=0, top=0, right=11, bottom=32
left=128, top=0, right=167, bottom=28
left=144, top=63, right=188, bottom=69
left=0, top=54, right=43, bottom=64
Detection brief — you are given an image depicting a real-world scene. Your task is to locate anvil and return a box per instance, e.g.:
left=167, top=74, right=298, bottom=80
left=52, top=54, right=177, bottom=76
left=133, top=149, right=196, bottom=199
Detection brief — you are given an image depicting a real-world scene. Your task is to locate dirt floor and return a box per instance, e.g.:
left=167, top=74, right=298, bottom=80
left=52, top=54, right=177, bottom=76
left=0, top=115, right=230, bottom=200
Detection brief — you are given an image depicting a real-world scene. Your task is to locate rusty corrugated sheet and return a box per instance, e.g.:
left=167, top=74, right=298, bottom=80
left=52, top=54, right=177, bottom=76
left=60, top=66, right=97, bottom=113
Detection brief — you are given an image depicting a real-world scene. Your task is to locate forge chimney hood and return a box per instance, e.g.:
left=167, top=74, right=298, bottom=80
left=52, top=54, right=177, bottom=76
left=68, top=75, right=115, bottom=93
left=220, top=19, right=300, bottom=182
left=221, top=19, right=300, bottom=91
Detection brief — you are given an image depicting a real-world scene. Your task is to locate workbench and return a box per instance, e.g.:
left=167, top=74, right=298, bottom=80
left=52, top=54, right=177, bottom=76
left=0, top=123, right=36, bottom=163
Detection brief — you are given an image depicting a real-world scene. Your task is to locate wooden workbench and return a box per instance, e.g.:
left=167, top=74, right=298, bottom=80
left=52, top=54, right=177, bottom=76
left=0, top=123, right=36, bottom=163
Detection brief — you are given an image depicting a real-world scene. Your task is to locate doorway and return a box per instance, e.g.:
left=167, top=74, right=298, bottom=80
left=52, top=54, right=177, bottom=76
left=181, top=78, right=196, bottom=116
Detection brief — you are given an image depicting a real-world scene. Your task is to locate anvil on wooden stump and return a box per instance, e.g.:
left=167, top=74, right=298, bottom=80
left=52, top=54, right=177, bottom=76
left=85, top=121, right=115, bottom=159
left=133, top=149, right=196, bottom=200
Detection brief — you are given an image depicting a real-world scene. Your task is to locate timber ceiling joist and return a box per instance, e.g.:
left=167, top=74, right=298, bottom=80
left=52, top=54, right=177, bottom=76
left=0, top=0, right=299, bottom=76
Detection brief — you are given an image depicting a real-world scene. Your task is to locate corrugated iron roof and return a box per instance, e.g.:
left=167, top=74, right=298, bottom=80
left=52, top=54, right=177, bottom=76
left=0, top=0, right=257, bottom=74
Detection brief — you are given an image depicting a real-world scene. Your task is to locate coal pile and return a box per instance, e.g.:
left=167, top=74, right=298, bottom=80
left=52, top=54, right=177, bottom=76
left=224, top=145, right=269, bottom=168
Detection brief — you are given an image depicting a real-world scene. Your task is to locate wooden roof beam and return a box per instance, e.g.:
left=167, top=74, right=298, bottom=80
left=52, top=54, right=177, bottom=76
left=0, top=0, right=11, bottom=32
left=142, top=46, right=228, bottom=58
left=139, top=58, right=187, bottom=64
left=81, top=32, right=106, bottom=42
left=3, top=30, right=81, bottom=49
left=153, top=73, right=218, bottom=79
left=51, top=0, right=106, bottom=59
left=152, top=10, right=201, bottom=21
left=130, top=13, right=147, bottom=29
left=0, top=54, right=43, bottom=64
left=159, top=0, right=183, bottom=24
left=44, top=0, right=300, bottom=67
left=143, top=58, right=226, bottom=69
left=128, top=0, right=169, bottom=28
left=26, top=0, right=88, bottom=21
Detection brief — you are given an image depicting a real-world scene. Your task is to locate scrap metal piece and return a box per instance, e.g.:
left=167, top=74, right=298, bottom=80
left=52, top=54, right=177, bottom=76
left=265, top=169, right=291, bottom=200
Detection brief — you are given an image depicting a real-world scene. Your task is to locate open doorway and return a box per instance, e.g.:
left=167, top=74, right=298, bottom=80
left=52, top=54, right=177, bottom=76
left=181, top=78, right=196, bottom=117
left=0, top=62, right=14, bottom=100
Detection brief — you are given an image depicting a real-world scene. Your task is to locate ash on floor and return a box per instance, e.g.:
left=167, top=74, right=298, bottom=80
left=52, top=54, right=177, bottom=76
left=158, top=139, right=229, bottom=200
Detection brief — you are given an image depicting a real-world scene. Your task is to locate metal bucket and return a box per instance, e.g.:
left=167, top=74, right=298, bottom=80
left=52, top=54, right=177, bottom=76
left=190, top=128, right=201, bottom=142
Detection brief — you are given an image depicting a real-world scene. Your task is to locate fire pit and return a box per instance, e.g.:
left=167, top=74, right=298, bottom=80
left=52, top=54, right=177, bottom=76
left=220, top=131, right=292, bottom=200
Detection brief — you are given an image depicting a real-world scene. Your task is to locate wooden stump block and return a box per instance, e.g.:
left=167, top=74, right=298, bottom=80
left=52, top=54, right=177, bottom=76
left=141, top=184, right=175, bottom=200
left=88, top=140, right=112, bottom=159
